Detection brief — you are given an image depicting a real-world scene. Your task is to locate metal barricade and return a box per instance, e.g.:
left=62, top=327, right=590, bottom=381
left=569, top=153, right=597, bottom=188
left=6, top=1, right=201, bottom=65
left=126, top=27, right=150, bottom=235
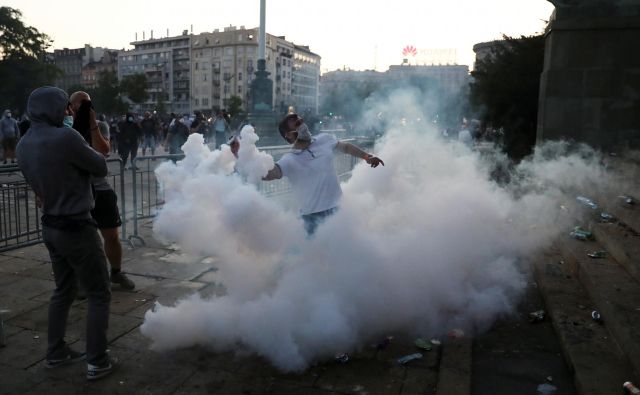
left=0, top=165, right=41, bottom=252
left=127, top=138, right=376, bottom=246
left=0, top=157, right=126, bottom=251
left=129, top=154, right=184, bottom=246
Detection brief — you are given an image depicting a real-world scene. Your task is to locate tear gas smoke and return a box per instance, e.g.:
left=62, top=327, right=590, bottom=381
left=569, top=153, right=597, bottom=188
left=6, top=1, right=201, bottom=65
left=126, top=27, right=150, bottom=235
left=141, top=93, right=605, bottom=372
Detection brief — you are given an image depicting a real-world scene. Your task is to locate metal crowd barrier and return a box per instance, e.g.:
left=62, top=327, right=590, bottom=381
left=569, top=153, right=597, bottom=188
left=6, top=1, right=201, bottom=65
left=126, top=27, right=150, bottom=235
left=1, top=137, right=375, bottom=251
left=0, top=158, right=126, bottom=252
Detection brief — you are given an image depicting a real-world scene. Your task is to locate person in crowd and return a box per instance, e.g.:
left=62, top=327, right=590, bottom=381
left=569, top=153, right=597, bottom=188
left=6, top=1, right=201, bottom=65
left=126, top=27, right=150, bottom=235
left=117, top=112, right=141, bottom=169
left=140, top=111, right=158, bottom=156
left=212, top=111, right=229, bottom=149
left=1, top=109, right=20, bottom=164
left=108, top=117, right=119, bottom=153
left=164, top=113, right=189, bottom=160
left=69, top=92, right=136, bottom=291
left=17, top=86, right=115, bottom=380
left=260, top=113, right=385, bottom=235
left=18, top=114, right=31, bottom=138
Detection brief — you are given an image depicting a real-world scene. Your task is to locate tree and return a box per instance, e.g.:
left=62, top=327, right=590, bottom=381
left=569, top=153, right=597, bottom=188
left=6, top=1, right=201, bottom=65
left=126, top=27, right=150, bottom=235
left=470, top=34, right=545, bottom=160
left=227, top=95, right=243, bottom=119
left=0, top=7, right=60, bottom=114
left=120, top=73, right=149, bottom=105
left=93, top=70, right=126, bottom=115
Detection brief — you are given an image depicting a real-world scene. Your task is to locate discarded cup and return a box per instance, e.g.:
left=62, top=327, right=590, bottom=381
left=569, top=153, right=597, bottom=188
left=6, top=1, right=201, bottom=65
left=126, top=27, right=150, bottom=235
left=430, top=339, right=441, bottom=346
left=537, top=383, right=557, bottom=395
left=577, top=196, right=598, bottom=210
left=624, top=381, right=640, bottom=394
left=570, top=226, right=594, bottom=241
left=414, top=338, right=432, bottom=351
left=600, top=212, right=615, bottom=222
left=591, top=310, right=603, bottom=323
left=397, top=353, right=423, bottom=365
left=335, top=353, right=349, bottom=363
left=587, top=250, right=607, bottom=259
left=447, top=329, right=465, bottom=339
left=529, top=310, right=546, bottom=323
left=619, top=195, right=637, bottom=206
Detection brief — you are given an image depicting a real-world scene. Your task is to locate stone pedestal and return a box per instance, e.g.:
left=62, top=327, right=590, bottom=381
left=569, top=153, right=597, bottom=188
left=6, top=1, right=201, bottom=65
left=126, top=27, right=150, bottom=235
left=537, top=1, right=640, bottom=150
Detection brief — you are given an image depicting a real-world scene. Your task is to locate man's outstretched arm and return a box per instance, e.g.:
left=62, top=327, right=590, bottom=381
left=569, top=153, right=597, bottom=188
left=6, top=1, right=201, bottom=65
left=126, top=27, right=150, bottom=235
left=262, top=164, right=283, bottom=181
left=335, top=141, right=385, bottom=168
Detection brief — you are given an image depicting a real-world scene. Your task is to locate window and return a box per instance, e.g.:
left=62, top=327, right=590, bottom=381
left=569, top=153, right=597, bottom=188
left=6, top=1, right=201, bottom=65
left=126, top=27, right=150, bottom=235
left=203, top=98, right=209, bottom=106
left=195, top=98, right=199, bottom=106
left=238, top=72, right=242, bottom=81
left=195, top=62, right=198, bottom=70
left=225, top=47, right=233, bottom=55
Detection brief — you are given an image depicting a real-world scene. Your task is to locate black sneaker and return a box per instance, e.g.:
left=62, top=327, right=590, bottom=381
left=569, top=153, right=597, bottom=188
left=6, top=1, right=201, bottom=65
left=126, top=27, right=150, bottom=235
left=45, top=349, right=86, bottom=369
left=111, top=271, right=136, bottom=291
left=86, top=357, right=117, bottom=381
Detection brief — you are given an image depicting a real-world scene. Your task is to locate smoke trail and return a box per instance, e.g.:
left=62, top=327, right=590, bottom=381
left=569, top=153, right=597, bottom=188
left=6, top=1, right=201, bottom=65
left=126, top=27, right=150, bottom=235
left=141, top=93, right=604, bottom=372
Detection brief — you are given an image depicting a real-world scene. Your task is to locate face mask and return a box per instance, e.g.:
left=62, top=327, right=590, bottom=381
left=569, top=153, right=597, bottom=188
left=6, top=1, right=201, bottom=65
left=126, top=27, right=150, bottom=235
left=63, top=115, right=74, bottom=128
left=6, top=113, right=11, bottom=118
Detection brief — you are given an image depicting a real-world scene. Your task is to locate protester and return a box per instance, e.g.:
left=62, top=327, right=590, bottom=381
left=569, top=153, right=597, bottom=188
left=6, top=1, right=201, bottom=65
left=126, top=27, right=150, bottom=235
left=18, top=114, right=31, bottom=138
left=118, top=112, right=141, bottom=169
left=190, top=111, right=208, bottom=139
left=164, top=114, right=189, bottom=159
left=69, top=92, right=136, bottom=291
left=140, top=111, right=157, bottom=156
left=16, top=86, right=115, bottom=380
left=1, top=109, right=20, bottom=164
left=108, top=117, right=119, bottom=153
left=212, top=111, right=229, bottom=149
left=261, top=113, right=384, bottom=235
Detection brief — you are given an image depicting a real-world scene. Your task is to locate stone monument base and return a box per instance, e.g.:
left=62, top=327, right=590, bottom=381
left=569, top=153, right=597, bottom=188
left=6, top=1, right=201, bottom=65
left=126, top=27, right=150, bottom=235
left=248, top=112, right=280, bottom=146
left=537, top=10, right=640, bottom=151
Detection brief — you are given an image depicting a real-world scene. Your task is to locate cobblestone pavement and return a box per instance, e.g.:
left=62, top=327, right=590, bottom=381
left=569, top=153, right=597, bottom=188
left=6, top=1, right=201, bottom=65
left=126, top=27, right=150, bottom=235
left=0, top=221, right=452, bottom=395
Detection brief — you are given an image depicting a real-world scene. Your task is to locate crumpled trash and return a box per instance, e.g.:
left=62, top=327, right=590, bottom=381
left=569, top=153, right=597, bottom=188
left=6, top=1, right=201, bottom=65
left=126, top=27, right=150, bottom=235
left=537, top=383, right=557, bottom=395
left=600, top=212, right=616, bottom=222
left=587, top=250, right=607, bottom=259
left=619, top=195, right=637, bottom=206
left=591, top=310, right=603, bottom=323
left=571, top=226, right=594, bottom=241
left=529, top=310, right=546, bottom=323
left=335, top=353, right=349, bottom=363
left=397, top=353, right=423, bottom=365
left=577, top=196, right=598, bottom=210
left=414, top=338, right=432, bottom=351
left=623, top=381, right=640, bottom=394
left=430, top=339, right=441, bottom=346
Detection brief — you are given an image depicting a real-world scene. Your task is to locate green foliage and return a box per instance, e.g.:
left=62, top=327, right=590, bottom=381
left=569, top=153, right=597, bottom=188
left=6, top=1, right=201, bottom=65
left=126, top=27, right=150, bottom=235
left=93, top=70, right=127, bottom=114
left=120, top=73, right=149, bottom=104
left=0, top=7, right=59, bottom=113
left=227, top=95, right=243, bottom=119
left=470, top=34, right=545, bottom=160
left=0, top=7, right=51, bottom=60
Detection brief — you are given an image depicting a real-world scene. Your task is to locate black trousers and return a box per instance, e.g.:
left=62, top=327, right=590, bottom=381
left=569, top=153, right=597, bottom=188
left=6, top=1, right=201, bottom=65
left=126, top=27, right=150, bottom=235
left=119, top=142, right=139, bottom=167
left=43, top=223, right=111, bottom=365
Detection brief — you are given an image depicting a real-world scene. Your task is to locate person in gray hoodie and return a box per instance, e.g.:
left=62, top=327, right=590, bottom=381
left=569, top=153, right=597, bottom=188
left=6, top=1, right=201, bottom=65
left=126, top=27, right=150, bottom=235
left=16, top=86, right=115, bottom=380
left=1, top=109, right=20, bottom=164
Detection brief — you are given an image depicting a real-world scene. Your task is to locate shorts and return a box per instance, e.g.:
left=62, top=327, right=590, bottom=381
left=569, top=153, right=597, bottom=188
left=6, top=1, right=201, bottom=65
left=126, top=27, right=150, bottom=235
left=90, top=189, right=122, bottom=229
left=142, top=135, right=156, bottom=149
left=2, top=137, right=17, bottom=151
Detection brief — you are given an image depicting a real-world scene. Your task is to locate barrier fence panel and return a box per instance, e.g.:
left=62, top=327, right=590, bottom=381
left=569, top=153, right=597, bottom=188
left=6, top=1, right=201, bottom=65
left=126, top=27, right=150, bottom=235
left=0, top=165, right=41, bottom=252
left=0, top=158, right=126, bottom=252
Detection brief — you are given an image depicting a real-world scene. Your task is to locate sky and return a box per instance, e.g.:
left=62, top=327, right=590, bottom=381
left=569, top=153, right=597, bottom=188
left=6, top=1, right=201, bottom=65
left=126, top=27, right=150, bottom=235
left=8, top=0, right=554, bottom=72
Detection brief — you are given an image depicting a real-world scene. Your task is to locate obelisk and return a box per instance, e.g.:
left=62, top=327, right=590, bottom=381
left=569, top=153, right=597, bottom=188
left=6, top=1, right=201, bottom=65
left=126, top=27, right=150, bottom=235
left=250, top=0, right=273, bottom=113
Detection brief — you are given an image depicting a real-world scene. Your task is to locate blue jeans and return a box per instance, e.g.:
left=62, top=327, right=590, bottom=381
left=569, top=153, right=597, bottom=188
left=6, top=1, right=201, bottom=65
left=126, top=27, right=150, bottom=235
left=301, top=207, right=338, bottom=236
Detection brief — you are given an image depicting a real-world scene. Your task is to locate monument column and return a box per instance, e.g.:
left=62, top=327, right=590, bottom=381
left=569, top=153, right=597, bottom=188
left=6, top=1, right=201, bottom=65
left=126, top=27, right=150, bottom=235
left=537, top=0, right=640, bottom=150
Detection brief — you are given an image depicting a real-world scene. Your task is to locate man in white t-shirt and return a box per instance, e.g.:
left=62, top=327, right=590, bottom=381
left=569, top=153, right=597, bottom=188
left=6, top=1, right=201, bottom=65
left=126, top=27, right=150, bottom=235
left=262, top=114, right=384, bottom=235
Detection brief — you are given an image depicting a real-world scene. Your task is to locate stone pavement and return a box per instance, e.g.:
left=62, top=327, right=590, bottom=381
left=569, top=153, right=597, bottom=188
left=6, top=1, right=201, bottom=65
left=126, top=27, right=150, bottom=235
left=0, top=220, right=452, bottom=395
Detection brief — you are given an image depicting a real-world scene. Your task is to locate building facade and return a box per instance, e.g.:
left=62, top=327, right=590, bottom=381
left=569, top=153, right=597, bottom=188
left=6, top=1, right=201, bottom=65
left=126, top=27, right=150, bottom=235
left=387, top=64, right=469, bottom=97
left=117, top=32, right=192, bottom=114
left=81, top=50, right=119, bottom=88
left=53, top=45, right=109, bottom=91
left=190, top=26, right=320, bottom=116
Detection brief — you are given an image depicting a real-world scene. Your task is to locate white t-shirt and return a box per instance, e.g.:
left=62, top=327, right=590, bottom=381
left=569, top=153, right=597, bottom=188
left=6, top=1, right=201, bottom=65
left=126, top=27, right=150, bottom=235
left=277, top=133, right=342, bottom=215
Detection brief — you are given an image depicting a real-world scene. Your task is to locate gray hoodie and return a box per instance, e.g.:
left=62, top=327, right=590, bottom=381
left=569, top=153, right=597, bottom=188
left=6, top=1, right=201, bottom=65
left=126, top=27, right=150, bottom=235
left=17, top=86, right=107, bottom=218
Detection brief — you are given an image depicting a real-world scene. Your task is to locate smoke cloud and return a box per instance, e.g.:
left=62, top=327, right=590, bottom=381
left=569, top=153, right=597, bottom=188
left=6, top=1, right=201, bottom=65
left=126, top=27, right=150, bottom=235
left=141, top=91, right=605, bottom=372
